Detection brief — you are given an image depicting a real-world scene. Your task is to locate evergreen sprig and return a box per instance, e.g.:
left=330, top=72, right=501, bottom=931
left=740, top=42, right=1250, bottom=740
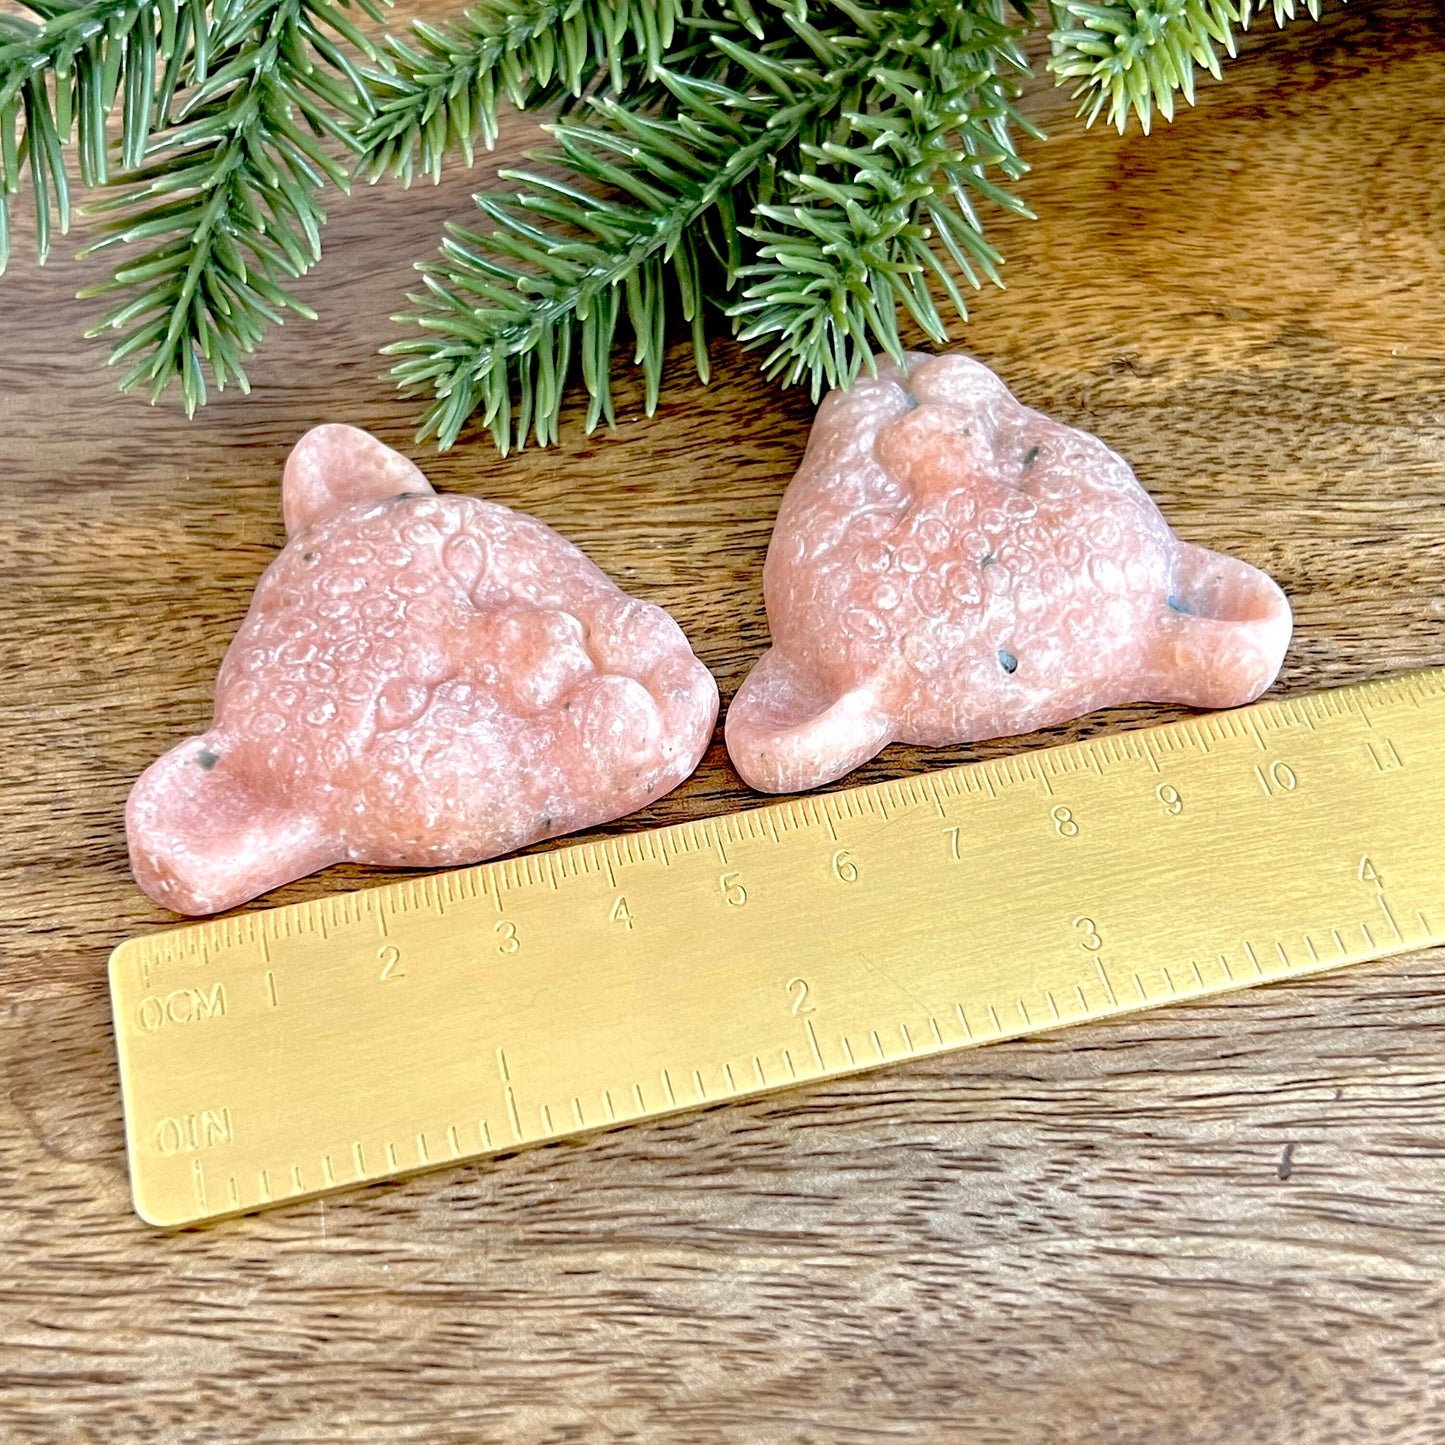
left=390, top=0, right=1037, bottom=452
left=77, top=0, right=385, bottom=413
left=1047, top=0, right=1329, bottom=133
left=0, top=0, right=1344, bottom=444
left=0, top=0, right=192, bottom=271
left=358, top=0, right=690, bottom=184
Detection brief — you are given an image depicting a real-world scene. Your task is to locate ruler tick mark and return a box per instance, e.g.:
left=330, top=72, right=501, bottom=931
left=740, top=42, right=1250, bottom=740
left=633, top=1082, right=646, bottom=1112
left=1094, top=959, right=1117, bottom=1006
left=956, top=1003, right=972, bottom=1038
left=930, top=1014, right=945, bottom=1045
left=661, top=1069, right=676, bottom=1105
left=448, top=1125, right=461, bottom=1157
left=841, top=1035, right=855, bottom=1064
left=870, top=1030, right=885, bottom=1061
left=1275, top=942, right=1291, bottom=970
left=986, top=1005, right=1001, bottom=1035
left=783, top=1049, right=796, bottom=1079
left=1190, top=960, right=1204, bottom=988
left=692, top=1071, right=705, bottom=1101
left=265, top=970, right=278, bottom=1007
left=192, top=1160, right=207, bottom=1211
left=353, top=1142, right=365, bottom=1176
left=723, top=1064, right=736, bottom=1094
left=227, top=1176, right=240, bottom=1208
left=480, top=1119, right=492, bottom=1148
left=1017, top=998, right=1030, bottom=1025
left=805, top=1018, right=824, bottom=1069
left=572, top=1096, right=586, bottom=1125
left=259, top=1170, right=272, bottom=1203
left=1360, top=921, right=1374, bottom=947
left=415, top=1133, right=429, bottom=1164
left=1332, top=929, right=1347, bottom=955
left=541, top=1104, right=554, bottom=1133
left=1305, top=935, right=1320, bottom=963
left=1132, top=973, right=1146, bottom=1002
left=1161, top=966, right=1176, bottom=995
left=1420, top=910, right=1433, bottom=936
left=1046, top=992, right=1060, bottom=1021
left=1378, top=895, right=1403, bottom=942
left=497, top=1047, right=511, bottom=1083
left=322, top=1154, right=336, bottom=1186
left=386, top=1143, right=398, bottom=1170
left=1244, top=941, right=1263, bottom=976
left=506, top=1088, right=522, bottom=1141
left=604, top=1090, right=616, bottom=1121
left=291, top=1165, right=304, bottom=1194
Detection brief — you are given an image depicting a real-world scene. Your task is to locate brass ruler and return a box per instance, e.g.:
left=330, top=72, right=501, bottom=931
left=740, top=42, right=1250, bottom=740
left=110, top=669, right=1445, bottom=1227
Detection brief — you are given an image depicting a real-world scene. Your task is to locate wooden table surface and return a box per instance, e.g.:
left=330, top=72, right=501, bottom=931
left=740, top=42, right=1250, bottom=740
left=4, top=2, right=1445, bottom=1439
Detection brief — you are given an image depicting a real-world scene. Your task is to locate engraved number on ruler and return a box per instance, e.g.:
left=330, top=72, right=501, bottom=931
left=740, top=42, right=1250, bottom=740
left=1051, top=805, right=1079, bottom=837
left=786, top=978, right=815, bottom=1015
left=1074, top=917, right=1104, bottom=953
left=1359, top=856, right=1384, bottom=888
left=719, top=871, right=747, bottom=907
left=832, top=849, right=859, bottom=883
left=610, top=896, right=634, bottom=930
left=377, top=944, right=404, bottom=981
left=1157, top=783, right=1184, bottom=814
left=494, top=920, right=520, bottom=954
left=1255, top=761, right=1298, bottom=797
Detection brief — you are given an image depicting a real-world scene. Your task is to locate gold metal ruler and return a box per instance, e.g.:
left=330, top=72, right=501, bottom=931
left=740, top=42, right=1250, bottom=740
left=110, top=668, right=1445, bottom=1227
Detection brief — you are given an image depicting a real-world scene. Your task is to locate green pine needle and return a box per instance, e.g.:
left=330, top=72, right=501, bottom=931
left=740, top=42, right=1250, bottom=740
left=358, top=0, right=691, bottom=185
left=0, top=0, right=189, bottom=273
left=1047, top=0, right=1334, bottom=134
left=76, top=0, right=386, bottom=416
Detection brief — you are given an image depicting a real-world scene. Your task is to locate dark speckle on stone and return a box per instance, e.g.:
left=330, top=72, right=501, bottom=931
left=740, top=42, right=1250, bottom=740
left=998, top=649, right=1018, bottom=674
left=1167, top=594, right=1194, bottom=615
left=1278, top=1142, right=1295, bottom=1180
left=1023, top=446, right=1039, bottom=468
left=902, top=391, right=920, bottom=410
left=196, top=748, right=220, bottom=770
left=540, top=814, right=553, bottom=832
left=303, top=551, right=319, bottom=565
left=980, top=552, right=997, bottom=568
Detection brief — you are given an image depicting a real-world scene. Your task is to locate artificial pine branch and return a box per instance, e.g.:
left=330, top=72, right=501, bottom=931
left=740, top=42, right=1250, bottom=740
left=0, top=0, right=191, bottom=271
left=78, top=0, right=386, bottom=414
left=391, top=0, right=1037, bottom=452
left=1047, top=0, right=1329, bottom=134
left=358, top=0, right=691, bottom=185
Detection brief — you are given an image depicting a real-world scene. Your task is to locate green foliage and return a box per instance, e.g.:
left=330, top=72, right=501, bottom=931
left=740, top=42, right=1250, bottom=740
left=392, top=0, right=1038, bottom=452
left=79, top=0, right=386, bottom=414
left=0, top=0, right=1341, bottom=442
left=358, top=0, right=690, bottom=184
left=0, top=0, right=188, bottom=271
left=1047, top=0, right=1328, bottom=133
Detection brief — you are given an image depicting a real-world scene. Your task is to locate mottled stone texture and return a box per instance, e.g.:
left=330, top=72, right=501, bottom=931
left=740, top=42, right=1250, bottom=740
left=726, top=353, right=1292, bottom=793
left=128, top=426, right=718, bottom=915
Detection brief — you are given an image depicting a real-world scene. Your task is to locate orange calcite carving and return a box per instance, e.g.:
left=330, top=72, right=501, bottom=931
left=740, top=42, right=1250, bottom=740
left=726, top=353, right=1292, bottom=793
left=128, top=426, right=718, bottom=914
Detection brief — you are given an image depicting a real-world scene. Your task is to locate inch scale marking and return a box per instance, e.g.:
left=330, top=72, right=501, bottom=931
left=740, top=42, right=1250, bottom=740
left=111, top=670, right=1445, bottom=1226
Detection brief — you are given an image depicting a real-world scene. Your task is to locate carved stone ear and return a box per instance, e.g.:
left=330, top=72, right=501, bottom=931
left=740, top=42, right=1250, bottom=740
left=1138, top=542, right=1293, bottom=709
left=725, top=647, right=893, bottom=793
left=126, top=736, right=337, bottom=915
left=282, top=424, right=434, bottom=537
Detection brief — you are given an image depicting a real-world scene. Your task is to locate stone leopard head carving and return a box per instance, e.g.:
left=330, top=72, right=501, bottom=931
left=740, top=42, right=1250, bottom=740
left=128, top=425, right=718, bottom=915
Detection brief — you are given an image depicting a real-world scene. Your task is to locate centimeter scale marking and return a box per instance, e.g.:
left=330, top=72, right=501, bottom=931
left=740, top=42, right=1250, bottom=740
left=110, top=669, right=1445, bottom=1226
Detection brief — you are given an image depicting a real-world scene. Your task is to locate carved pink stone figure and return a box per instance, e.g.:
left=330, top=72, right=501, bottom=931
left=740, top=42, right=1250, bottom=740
left=726, top=353, right=1292, bottom=793
left=128, top=426, right=718, bottom=915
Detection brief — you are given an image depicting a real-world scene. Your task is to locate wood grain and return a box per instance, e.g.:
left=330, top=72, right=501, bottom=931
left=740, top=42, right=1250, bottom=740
left=3, top=2, right=1445, bottom=1439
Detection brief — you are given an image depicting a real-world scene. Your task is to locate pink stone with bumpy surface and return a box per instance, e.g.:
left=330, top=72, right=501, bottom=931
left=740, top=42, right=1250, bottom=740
left=726, top=353, right=1292, bottom=793
left=128, top=425, right=719, bottom=915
